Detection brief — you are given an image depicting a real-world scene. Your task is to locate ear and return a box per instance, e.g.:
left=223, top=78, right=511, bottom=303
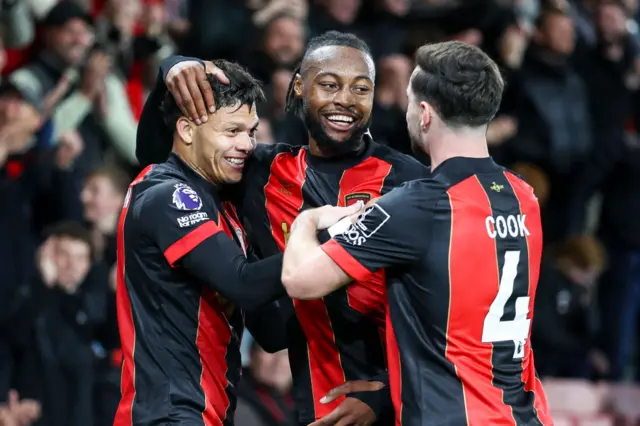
left=176, top=117, right=194, bottom=145
left=419, top=101, right=432, bottom=130
left=293, top=74, right=303, bottom=98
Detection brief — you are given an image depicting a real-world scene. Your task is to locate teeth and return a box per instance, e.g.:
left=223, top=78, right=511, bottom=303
left=226, top=158, right=244, bottom=165
left=326, top=115, right=354, bottom=123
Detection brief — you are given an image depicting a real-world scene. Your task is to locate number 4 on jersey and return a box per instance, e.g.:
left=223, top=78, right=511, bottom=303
left=481, top=250, right=531, bottom=359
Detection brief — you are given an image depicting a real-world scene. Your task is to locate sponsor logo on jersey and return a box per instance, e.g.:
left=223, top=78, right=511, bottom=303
left=490, top=182, right=504, bottom=192
left=342, top=204, right=390, bottom=246
left=177, top=211, right=209, bottom=228
left=344, top=192, right=371, bottom=206
left=172, top=183, right=202, bottom=210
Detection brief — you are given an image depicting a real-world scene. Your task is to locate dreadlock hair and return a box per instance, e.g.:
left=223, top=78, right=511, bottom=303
left=284, top=31, right=373, bottom=118
left=161, top=59, right=266, bottom=131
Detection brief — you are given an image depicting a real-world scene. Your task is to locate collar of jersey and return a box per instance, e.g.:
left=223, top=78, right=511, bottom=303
left=304, top=134, right=375, bottom=174
left=167, top=152, right=219, bottom=195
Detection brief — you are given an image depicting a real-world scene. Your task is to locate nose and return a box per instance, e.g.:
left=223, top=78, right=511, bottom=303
left=236, top=132, right=256, bottom=153
left=333, top=86, right=355, bottom=108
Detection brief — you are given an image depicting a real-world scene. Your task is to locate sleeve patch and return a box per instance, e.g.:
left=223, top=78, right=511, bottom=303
left=177, top=211, right=209, bottom=228
left=340, top=204, right=391, bottom=246
left=172, top=183, right=202, bottom=211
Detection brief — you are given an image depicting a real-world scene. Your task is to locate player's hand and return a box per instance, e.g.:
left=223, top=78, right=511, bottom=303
left=320, top=380, right=385, bottom=404
left=309, top=202, right=365, bottom=230
left=308, top=397, right=377, bottom=426
left=165, top=60, right=229, bottom=125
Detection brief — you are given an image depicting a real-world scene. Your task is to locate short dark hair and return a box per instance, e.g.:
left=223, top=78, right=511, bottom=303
left=411, top=41, right=504, bottom=127
left=535, top=6, right=570, bottom=29
left=284, top=31, right=373, bottom=118
left=161, top=59, right=266, bottom=130
left=46, top=221, right=94, bottom=257
left=86, top=165, right=131, bottom=196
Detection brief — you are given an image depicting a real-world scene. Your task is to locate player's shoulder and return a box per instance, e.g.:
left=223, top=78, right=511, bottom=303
left=502, top=167, right=538, bottom=201
left=369, top=141, right=430, bottom=181
left=252, top=142, right=305, bottom=163
left=381, top=178, right=448, bottom=209
left=133, top=164, right=208, bottom=213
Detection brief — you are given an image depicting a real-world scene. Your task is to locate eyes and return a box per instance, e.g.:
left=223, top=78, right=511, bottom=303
left=318, top=82, right=371, bottom=94
left=226, top=127, right=258, bottom=138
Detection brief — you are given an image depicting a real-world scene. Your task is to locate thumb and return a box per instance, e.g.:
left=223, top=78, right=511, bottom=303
left=8, top=389, right=19, bottom=408
left=345, top=200, right=365, bottom=217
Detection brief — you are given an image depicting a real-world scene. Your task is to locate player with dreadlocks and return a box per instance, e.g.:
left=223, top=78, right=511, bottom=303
left=136, top=31, right=430, bottom=426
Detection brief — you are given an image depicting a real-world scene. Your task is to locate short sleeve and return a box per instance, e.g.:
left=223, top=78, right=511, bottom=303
left=139, top=181, right=223, bottom=266
left=321, top=182, right=434, bottom=280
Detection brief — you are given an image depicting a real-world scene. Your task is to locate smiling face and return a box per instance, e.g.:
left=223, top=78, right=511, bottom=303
left=176, top=103, right=259, bottom=184
left=294, top=45, right=375, bottom=156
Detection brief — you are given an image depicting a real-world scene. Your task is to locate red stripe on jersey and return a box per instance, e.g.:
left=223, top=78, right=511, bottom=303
left=197, top=288, right=232, bottom=426
left=336, top=157, right=392, bottom=326
left=114, top=165, right=153, bottom=426
left=446, top=176, right=515, bottom=425
left=504, top=172, right=552, bottom=424
left=164, top=221, right=222, bottom=266
left=321, top=240, right=372, bottom=282
left=386, top=312, right=403, bottom=426
left=264, top=150, right=344, bottom=419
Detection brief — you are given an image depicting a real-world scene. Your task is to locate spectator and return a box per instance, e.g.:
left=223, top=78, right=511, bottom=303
left=10, top=2, right=138, bottom=169
left=506, top=6, right=592, bottom=243
left=533, top=235, right=608, bottom=379
left=24, top=222, right=108, bottom=426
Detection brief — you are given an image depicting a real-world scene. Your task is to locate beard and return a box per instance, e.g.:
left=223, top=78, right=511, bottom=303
left=302, top=99, right=371, bottom=157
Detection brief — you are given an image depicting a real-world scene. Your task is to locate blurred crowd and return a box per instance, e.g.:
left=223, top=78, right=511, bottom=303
left=0, top=0, right=639, bottom=425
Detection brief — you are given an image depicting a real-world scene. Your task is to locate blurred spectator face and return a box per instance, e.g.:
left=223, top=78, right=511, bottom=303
left=296, top=46, right=374, bottom=155
left=180, top=105, right=259, bottom=184
left=0, top=93, right=41, bottom=155
left=596, top=3, right=628, bottom=44
left=81, top=174, right=126, bottom=227
left=251, top=348, right=292, bottom=393
left=48, top=18, right=94, bottom=66
left=557, top=235, right=606, bottom=289
left=264, top=16, right=304, bottom=67
left=272, top=69, right=294, bottom=110
left=256, top=118, right=275, bottom=144
left=535, top=12, right=575, bottom=56
left=322, top=0, right=361, bottom=25
left=55, top=236, right=91, bottom=291
left=379, top=0, right=409, bottom=16
left=452, top=29, right=484, bottom=46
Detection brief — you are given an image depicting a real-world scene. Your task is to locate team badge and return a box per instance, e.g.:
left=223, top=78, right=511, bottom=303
left=344, top=192, right=371, bottom=206
left=172, top=184, right=202, bottom=211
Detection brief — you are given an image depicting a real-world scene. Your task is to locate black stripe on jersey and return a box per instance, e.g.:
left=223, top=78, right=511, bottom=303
left=395, top=195, right=468, bottom=424
left=475, top=173, right=542, bottom=426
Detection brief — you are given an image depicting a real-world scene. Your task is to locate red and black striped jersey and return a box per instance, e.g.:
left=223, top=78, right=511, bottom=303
left=238, top=137, right=429, bottom=424
left=115, top=154, right=285, bottom=426
left=321, top=157, right=553, bottom=426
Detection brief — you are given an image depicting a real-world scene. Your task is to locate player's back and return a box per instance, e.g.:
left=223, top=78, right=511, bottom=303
left=385, top=157, right=552, bottom=426
left=239, top=138, right=429, bottom=424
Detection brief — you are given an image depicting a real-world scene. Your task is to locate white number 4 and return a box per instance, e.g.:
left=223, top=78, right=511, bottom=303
left=481, top=250, right=531, bottom=359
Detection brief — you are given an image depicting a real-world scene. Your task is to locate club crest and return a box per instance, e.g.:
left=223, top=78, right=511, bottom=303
left=344, top=192, right=371, bottom=206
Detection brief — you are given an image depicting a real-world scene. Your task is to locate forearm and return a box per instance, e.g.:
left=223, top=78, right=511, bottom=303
left=51, top=92, right=93, bottom=142
left=182, top=237, right=286, bottom=311
left=101, top=75, right=138, bottom=164
left=245, top=298, right=292, bottom=353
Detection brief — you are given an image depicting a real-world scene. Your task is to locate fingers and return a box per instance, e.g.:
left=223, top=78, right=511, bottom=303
left=186, top=70, right=209, bottom=123
left=7, top=390, right=19, bottom=409
left=197, top=71, right=216, bottom=114
left=308, top=406, right=344, bottom=426
left=321, top=383, right=351, bottom=404
left=176, top=77, right=200, bottom=124
left=205, top=62, right=230, bottom=85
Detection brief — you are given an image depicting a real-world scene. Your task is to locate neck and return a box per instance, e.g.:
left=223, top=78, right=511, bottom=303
left=307, top=135, right=366, bottom=158
left=426, top=126, right=489, bottom=170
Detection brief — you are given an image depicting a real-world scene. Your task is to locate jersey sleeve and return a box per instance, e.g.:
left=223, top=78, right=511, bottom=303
left=140, top=181, right=222, bottom=266
left=139, top=181, right=285, bottom=310
left=321, top=183, right=434, bottom=281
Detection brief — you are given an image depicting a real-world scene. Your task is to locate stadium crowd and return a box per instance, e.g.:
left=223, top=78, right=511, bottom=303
left=0, top=0, right=639, bottom=424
